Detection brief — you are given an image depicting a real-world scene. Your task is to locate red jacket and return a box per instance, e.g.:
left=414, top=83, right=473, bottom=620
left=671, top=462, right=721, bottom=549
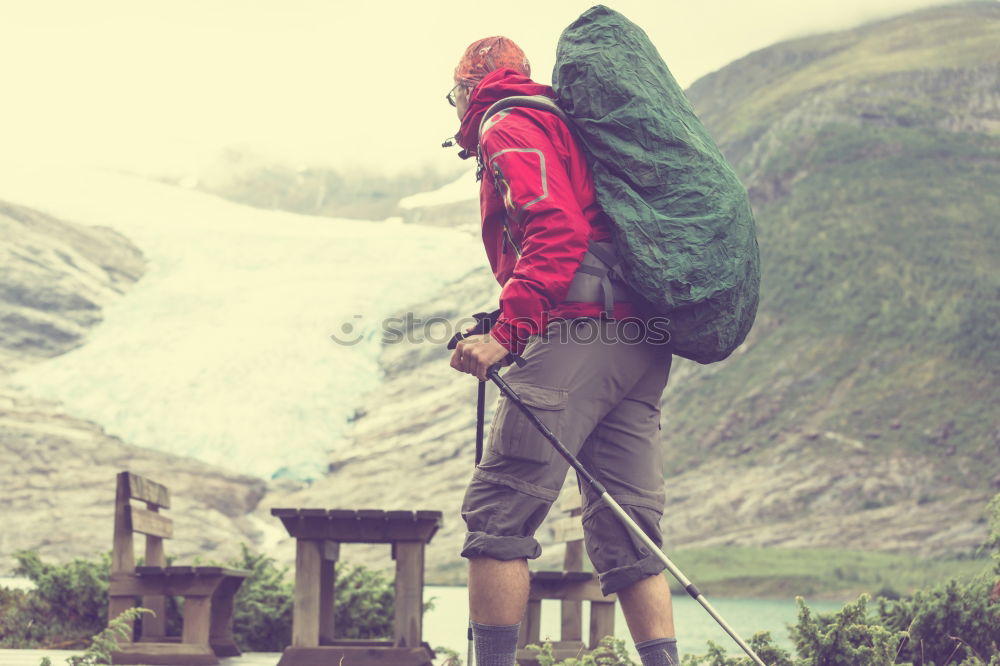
left=455, top=68, right=639, bottom=355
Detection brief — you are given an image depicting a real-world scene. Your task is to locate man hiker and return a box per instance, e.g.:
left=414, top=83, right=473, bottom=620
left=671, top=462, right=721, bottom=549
left=447, top=36, right=680, bottom=666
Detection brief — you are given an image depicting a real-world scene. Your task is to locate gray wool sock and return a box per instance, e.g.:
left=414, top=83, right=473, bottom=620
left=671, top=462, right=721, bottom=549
left=471, top=620, right=521, bottom=666
left=636, top=637, right=680, bottom=666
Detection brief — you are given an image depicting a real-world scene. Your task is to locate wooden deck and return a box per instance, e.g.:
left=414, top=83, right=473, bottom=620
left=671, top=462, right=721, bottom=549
left=1, top=650, right=283, bottom=666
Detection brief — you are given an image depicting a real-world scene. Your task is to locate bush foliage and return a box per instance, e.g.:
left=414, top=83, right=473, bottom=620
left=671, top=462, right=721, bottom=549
left=1, top=551, right=110, bottom=647
left=526, top=636, right=642, bottom=665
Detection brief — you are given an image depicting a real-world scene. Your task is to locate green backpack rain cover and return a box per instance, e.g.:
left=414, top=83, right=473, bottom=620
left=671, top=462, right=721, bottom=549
left=553, top=6, right=760, bottom=364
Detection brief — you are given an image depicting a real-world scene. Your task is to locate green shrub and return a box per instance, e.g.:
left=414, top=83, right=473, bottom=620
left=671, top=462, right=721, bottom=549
left=681, top=632, right=794, bottom=665
left=526, top=636, right=639, bottom=665
left=683, top=587, right=999, bottom=665
left=331, top=563, right=394, bottom=640
left=433, top=645, right=464, bottom=665
left=223, top=544, right=294, bottom=651
left=680, top=596, right=901, bottom=665
left=1, top=550, right=110, bottom=647
left=793, top=594, right=904, bottom=665
left=984, top=494, right=1000, bottom=577
left=876, top=578, right=1000, bottom=665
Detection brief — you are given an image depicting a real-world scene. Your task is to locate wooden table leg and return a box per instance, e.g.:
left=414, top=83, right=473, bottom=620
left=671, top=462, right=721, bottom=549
left=319, top=541, right=339, bottom=644
left=209, top=577, right=243, bottom=656
left=589, top=601, right=616, bottom=649
left=293, top=539, right=322, bottom=648
left=561, top=599, right=583, bottom=641
left=524, top=599, right=542, bottom=646
left=562, top=540, right=585, bottom=641
left=182, top=595, right=212, bottom=646
left=108, top=596, right=137, bottom=644
left=142, top=530, right=168, bottom=640
left=393, top=542, right=424, bottom=648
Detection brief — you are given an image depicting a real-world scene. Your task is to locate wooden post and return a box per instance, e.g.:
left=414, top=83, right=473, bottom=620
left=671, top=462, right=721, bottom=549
left=292, top=539, right=322, bottom=648
left=181, top=596, right=212, bottom=646
left=318, top=541, right=339, bottom=644
left=109, top=472, right=137, bottom=638
left=393, top=542, right=424, bottom=648
left=525, top=599, right=542, bottom=645
left=563, top=539, right=585, bottom=571
left=112, top=473, right=136, bottom=574
left=561, top=602, right=582, bottom=641
left=209, top=577, right=242, bottom=657
left=141, top=505, right=168, bottom=639
left=561, top=539, right=585, bottom=641
left=589, top=601, right=616, bottom=649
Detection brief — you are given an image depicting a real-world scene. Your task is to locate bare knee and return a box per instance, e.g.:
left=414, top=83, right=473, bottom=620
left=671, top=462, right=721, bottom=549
left=469, top=557, right=530, bottom=625
left=617, top=574, right=675, bottom=642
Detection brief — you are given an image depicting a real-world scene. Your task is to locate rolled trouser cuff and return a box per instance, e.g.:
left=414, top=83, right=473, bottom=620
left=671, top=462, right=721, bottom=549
left=460, top=466, right=561, bottom=562
left=582, top=500, right=667, bottom=596
left=461, top=531, right=542, bottom=560
left=597, top=551, right=668, bottom=596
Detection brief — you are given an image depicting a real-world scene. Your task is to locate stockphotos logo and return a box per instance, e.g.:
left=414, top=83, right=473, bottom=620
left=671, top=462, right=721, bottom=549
left=329, top=314, right=670, bottom=347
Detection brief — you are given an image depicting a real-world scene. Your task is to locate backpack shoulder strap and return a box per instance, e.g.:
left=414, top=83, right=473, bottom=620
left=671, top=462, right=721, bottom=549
left=476, top=95, right=570, bottom=259
left=478, top=95, right=572, bottom=142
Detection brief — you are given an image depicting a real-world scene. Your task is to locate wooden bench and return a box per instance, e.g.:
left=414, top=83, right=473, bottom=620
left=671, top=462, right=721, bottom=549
left=517, top=474, right=618, bottom=665
left=107, top=471, right=250, bottom=665
left=270, top=508, right=443, bottom=666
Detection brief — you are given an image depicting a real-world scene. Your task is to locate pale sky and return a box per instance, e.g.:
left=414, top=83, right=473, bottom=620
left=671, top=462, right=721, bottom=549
left=0, top=0, right=968, bottom=176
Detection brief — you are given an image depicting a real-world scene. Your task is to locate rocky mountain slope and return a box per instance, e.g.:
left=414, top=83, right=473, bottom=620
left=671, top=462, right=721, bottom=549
left=0, top=200, right=269, bottom=565
left=0, top=390, right=268, bottom=564
left=669, top=1, right=999, bottom=513
left=0, top=201, right=145, bottom=374
left=293, top=3, right=1000, bottom=581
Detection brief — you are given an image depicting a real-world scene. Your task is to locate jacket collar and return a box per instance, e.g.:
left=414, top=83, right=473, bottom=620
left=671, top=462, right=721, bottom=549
left=454, top=68, right=556, bottom=154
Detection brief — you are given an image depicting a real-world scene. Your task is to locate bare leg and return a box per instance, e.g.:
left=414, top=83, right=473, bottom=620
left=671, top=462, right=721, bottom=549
left=468, top=557, right=530, bottom=625
left=617, top=573, right=675, bottom=642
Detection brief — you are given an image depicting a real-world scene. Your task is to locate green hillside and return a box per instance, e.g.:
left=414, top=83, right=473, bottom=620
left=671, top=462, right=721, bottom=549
left=663, top=3, right=999, bottom=517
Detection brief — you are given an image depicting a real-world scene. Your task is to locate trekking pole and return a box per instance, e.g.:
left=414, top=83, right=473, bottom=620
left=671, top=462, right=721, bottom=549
left=467, top=380, right=486, bottom=666
left=467, top=622, right=475, bottom=666
left=486, top=365, right=768, bottom=666
left=447, top=310, right=501, bottom=666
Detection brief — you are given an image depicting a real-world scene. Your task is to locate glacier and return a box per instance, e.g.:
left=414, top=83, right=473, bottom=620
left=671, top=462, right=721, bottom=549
left=0, top=162, right=483, bottom=479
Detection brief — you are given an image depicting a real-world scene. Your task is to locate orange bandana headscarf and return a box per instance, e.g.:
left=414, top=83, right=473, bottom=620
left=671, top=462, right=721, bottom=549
left=454, top=36, right=531, bottom=88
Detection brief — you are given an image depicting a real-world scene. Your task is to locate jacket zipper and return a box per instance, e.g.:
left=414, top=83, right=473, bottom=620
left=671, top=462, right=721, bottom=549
left=501, top=216, right=522, bottom=258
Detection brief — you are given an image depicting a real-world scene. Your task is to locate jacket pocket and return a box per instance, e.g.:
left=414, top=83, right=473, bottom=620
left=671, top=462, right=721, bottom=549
left=489, top=382, right=568, bottom=464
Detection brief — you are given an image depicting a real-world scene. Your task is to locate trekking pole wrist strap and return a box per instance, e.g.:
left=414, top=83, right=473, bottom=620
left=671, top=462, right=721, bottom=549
left=446, top=308, right=502, bottom=350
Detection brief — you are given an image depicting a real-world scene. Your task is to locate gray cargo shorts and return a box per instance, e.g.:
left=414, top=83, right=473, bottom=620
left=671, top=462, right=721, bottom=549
left=460, top=317, right=673, bottom=596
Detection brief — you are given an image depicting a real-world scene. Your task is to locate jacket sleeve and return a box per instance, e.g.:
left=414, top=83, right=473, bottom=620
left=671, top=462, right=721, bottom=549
left=479, top=108, right=590, bottom=355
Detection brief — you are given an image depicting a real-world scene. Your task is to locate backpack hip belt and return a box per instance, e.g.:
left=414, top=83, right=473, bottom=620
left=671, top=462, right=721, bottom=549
left=564, top=240, right=633, bottom=317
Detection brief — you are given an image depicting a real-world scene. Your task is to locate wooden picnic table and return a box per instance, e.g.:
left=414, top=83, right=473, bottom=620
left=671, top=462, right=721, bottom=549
left=270, top=508, right=442, bottom=666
